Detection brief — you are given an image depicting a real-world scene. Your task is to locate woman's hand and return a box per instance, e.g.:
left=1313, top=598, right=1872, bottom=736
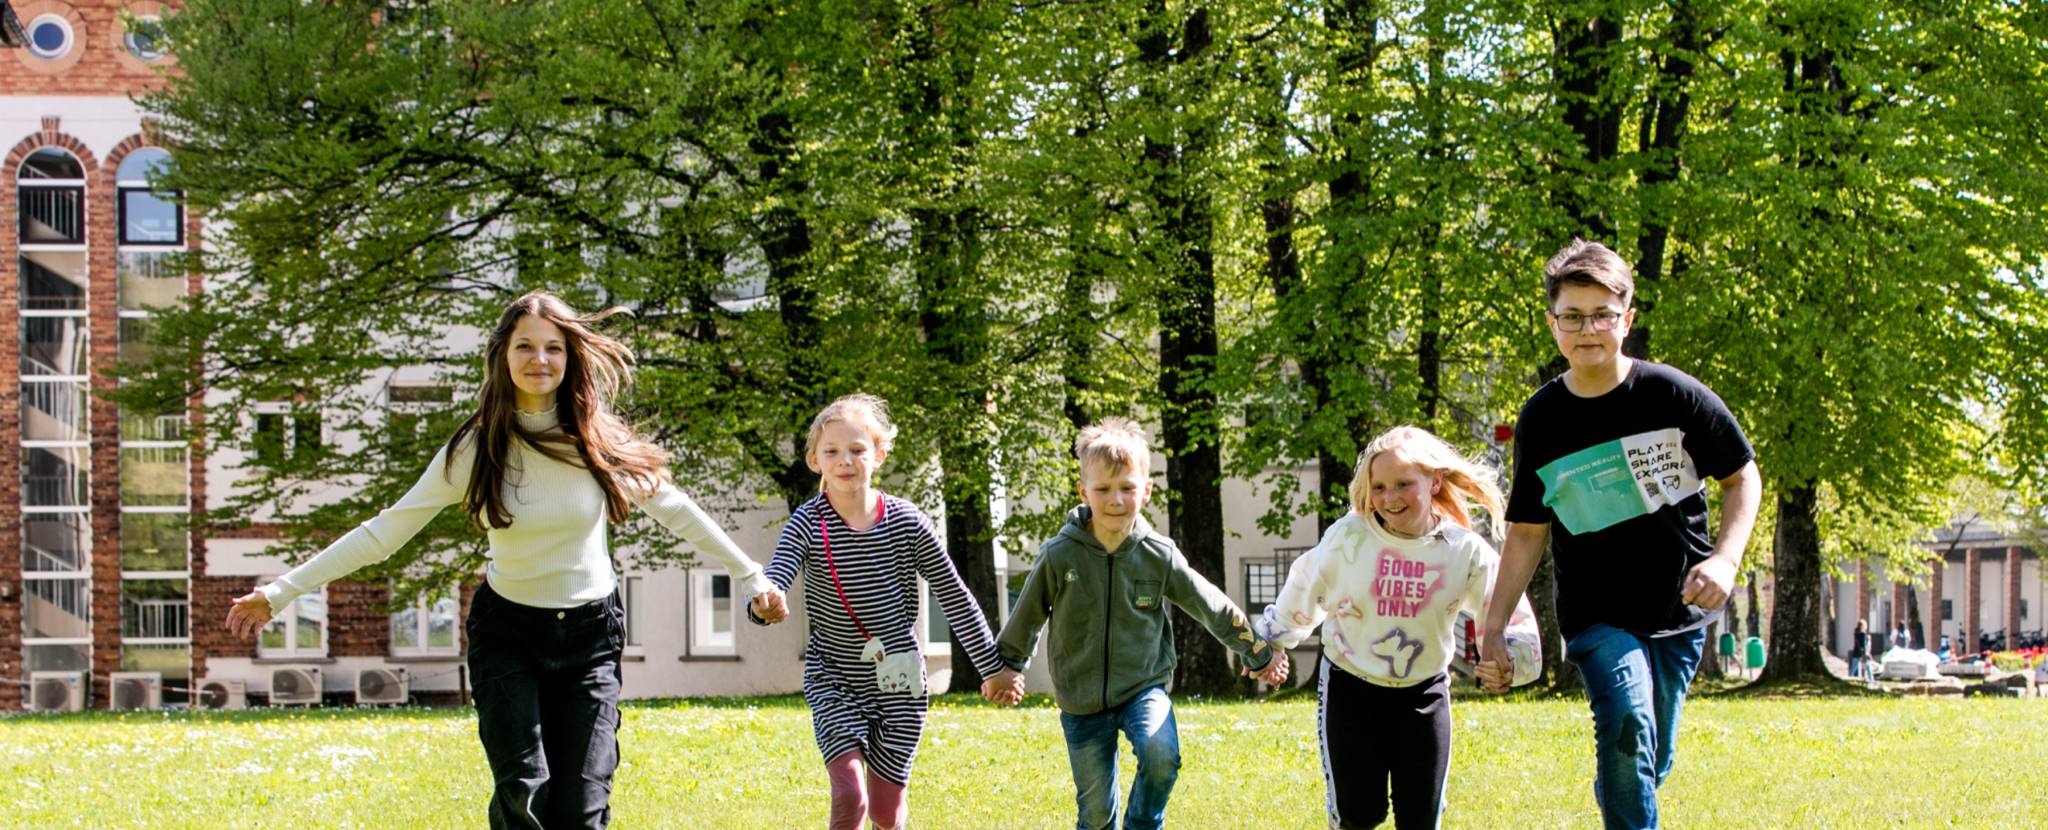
left=225, top=589, right=274, bottom=638
left=750, top=588, right=789, bottom=624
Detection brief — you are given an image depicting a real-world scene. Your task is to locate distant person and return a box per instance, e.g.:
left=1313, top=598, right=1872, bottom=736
left=1850, top=620, right=1871, bottom=680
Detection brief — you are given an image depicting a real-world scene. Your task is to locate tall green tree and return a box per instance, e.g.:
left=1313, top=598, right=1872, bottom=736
left=128, top=0, right=901, bottom=590
left=1649, top=0, right=2048, bottom=683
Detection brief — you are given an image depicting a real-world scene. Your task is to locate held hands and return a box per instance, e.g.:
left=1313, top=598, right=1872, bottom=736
left=225, top=588, right=274, bottom=639
left=1476, top=629, right=1512, bottom=693
left=750, top=588, right=790, bottom=625
left=1681, top=555, right=1738, bottom=611
left=1244, top=649, right=1290, bottom=686
left=981, top=669, right=1025, bottom=705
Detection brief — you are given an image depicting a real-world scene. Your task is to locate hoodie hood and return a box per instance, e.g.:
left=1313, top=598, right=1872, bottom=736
left=1058, top=504, right=1155, bottom=554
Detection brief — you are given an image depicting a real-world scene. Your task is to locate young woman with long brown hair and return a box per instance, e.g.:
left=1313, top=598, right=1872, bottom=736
left=225, top=291, right=787, bottom=829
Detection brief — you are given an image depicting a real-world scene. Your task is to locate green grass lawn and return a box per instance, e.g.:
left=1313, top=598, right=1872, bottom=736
left=2, top=691, right=2044, bottom=828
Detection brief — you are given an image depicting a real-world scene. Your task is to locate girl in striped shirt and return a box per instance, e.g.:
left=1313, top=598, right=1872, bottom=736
left=752, top=393, right=1015, bottom=830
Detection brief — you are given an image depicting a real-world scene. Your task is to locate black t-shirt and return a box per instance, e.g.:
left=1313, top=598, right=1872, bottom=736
left=1505, top=361, right=1754, bottom=640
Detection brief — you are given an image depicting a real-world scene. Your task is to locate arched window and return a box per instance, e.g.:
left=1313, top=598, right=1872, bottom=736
left=18, top=147, right=85, bottom=245
left=117, top=147, right=180, bottom=246
left=113, top=144, right=195, bottom=695
left=18, top=145, right=93, bottom=686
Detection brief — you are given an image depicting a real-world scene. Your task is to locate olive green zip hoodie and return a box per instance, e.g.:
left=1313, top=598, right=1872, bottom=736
left=996, top=505, right=1273, bottom=715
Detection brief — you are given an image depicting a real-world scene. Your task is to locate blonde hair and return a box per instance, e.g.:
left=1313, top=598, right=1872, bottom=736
left=1544, top=238, right=1635, bottom=308
left=804, top=393, right=899, bottom=491
left=1350, top=425, right=1505, bottom=538
left=1075, top=416, right=1151, bottom=478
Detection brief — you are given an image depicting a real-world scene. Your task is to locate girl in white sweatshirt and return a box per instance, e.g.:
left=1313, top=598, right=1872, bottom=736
left=1253, top=425, right=1540, bottom=830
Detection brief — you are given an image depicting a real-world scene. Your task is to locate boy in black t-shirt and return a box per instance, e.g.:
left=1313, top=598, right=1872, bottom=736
left=1476, top=239, right=1762, bottom=830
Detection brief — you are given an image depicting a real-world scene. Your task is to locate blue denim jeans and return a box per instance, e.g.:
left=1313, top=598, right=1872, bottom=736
left=1565, top=624, right=1706, bottom=830
left=1058, top=684, right=1181, bottom=830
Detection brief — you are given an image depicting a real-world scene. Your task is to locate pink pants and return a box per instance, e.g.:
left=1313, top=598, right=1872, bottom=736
left=826, top=749, right=908, bottom=830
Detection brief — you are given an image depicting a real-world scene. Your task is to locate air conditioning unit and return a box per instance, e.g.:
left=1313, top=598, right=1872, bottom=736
left=28, top=671, right=86, bottom=713
left=268, top=665, right=323, bottom=706
left=354, top=667, right=409, bottom=706
left=196, top=677, right=248, bottom=711
left=110, top=672, right=163, bottom=711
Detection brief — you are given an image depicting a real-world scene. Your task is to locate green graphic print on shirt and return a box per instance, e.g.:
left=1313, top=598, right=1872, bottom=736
left=1536, top=427, right=1702, bottom=535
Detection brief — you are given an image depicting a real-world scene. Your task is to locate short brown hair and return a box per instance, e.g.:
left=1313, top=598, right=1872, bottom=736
left=1075, top=417, right=1151, bottom=479
left=1543, top=238, right=1634, bottom=307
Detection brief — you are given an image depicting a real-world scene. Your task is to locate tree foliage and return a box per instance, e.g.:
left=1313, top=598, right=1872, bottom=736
left=127, top=0, right=2048, bottom=690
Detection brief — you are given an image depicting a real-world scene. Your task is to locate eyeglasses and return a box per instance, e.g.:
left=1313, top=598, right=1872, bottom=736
left=1549, top=310, right=1627, bottom=332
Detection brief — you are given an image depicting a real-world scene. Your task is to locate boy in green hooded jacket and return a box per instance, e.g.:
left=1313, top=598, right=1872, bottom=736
left=989, top=417, right=1286, bottom=830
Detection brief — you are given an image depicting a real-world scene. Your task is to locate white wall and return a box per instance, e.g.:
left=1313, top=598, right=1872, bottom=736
left=2, top=96, right=147, bottom=162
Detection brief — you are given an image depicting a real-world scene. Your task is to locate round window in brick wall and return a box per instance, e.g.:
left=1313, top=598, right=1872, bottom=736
left=28, top=15, right=75, bottom=59
left=124, top=17, right=166, bottom=61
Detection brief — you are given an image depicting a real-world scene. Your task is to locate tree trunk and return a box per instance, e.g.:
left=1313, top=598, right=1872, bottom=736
left=1758, top=485, right=1832, bottom=682
left=1135, top=2, right=1235, bottom=697
left=1745, top=579, right=1760, bottom=640
left=1415, top=12, right=1446, bottom=427
left=1552, top=11, right=1623, bottom=241
left=752, top=109, right=824, bottom=510
left=900, top=7, right=1004, bottom=693
left=1698, top=618, right=1723, bottom=679
left=1627, top=0, right=1702, bottom=359
left=1531, top=537, right=1578, bottom=690
left=1311, top=0, right=1381, bottom=531
left=1062, top=204, right=1101, bottom=432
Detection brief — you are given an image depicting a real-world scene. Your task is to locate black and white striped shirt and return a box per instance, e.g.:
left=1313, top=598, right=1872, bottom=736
left=767, top=492, right=1003, bottom=682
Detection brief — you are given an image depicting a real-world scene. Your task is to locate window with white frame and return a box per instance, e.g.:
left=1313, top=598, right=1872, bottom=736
left=619, top=575, right=644, bottom=655
left=121, top=579, right=189, bottom=640
left=1244, top=547, right=1310, bottom=611
left=116, top=148, right=181, bottom=246
left=920, top=580, right=952, bottom=658
left=18, top=148, right=85, bottom=244
left=1244, top=562, right=1283, bottom=609
left=252, top=402, right=323, bottom=467
left=689, top=571, right=734, bottom=655
left=26, top=15, right=75, bottom=61
left=259, top=590, right=328, bottom=658
left=123, top=16, right=167, bottom=62
left=21, top=148, right=93, bottom=680
left=386, top=382, right=456, bottom=467
left=390, top=591, right=460, bottom=656
left=114, top=152, right=194, bottom=689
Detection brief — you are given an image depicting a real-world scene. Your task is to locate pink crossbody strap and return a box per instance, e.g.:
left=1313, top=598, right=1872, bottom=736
left=818, top=494, right=887, bottom=642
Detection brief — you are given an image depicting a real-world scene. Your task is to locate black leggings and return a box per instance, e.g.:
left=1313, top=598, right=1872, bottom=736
left=466, top=583, right=626, bottom=830
left=1318, top=657, right=1452, bottom=830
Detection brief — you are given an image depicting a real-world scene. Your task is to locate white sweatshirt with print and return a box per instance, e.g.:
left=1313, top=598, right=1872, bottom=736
left=1254, top=510, right=1542, bottom=687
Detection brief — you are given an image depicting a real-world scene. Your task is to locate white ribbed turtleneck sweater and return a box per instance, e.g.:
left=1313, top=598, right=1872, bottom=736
left=259, top=407, right=770, bottom=615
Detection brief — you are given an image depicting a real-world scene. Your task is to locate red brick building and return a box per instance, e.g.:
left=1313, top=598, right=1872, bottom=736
left=1, top=0, right=496, bottom=711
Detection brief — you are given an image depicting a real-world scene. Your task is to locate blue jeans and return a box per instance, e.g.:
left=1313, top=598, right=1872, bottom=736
left=1058, top=685, right=1181, bottom=830
left=1565, top=624, right=1706, bottom=830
